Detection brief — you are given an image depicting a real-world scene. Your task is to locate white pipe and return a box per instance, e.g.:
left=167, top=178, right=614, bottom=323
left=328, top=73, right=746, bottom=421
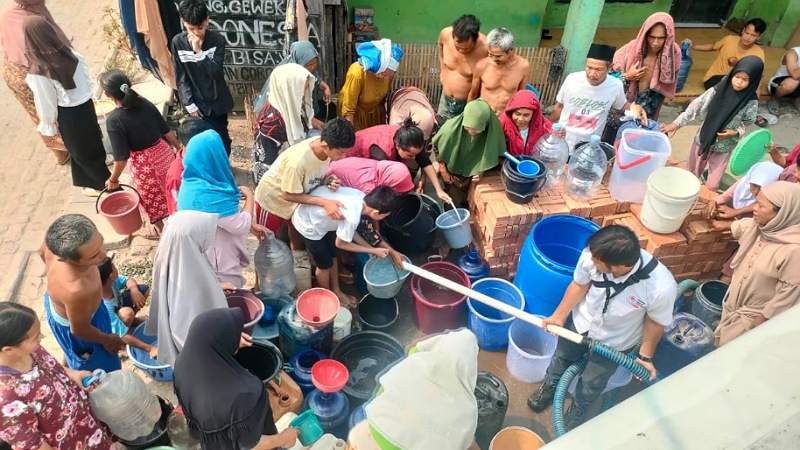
left=402, top=261, right=585, bottom=344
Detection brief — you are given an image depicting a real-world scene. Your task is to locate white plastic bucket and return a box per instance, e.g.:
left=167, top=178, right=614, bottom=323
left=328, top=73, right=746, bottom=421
left=609, top=129, right=672, bottom=203
left=332, top=307, right=352, bottom=342
left=506, top=319, right=557, bottom=383
left=640, top=167, right=700, bottom=234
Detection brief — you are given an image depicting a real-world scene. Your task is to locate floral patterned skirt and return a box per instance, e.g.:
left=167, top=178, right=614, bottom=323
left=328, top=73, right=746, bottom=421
left=2, top=59, right=67, bottom=151
left=129, top=139, right=174, bottom=224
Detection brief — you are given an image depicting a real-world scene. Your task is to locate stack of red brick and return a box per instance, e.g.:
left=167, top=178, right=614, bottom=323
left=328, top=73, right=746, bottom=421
left=468, top=167, right=735, bottom=282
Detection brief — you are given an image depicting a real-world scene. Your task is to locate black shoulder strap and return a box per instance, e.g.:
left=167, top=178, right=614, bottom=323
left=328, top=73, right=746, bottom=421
left=592, top=257, right=659, bottom=314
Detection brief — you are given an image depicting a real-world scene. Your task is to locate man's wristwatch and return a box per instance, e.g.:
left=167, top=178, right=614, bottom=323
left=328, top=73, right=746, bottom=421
left=638, top=354, right=653, bottom=363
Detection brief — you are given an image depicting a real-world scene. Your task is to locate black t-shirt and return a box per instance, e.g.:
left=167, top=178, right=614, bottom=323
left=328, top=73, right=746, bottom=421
left=106, top=99, right=170, bottom=161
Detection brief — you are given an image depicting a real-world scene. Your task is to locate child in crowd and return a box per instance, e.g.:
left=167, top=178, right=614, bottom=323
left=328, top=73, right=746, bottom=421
left=165, top=117, right=215, bottom=216
left=172, top=0, right=234, bottom=154
left=660, top=56, right=763, bottom=191
left=97, top=258, right=157, bottom=358
left=292, top=186, right=402, bottom=307
left=500, top=89, right=552, bottom=156
left=254, top=117, right=356, bottom=248
left=177, top=130, right=267, bottom=288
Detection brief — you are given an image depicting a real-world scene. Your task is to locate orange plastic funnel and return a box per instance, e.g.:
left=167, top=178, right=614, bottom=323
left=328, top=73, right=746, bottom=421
left=311, top=359, right=349, bottom=393
left=296, top=288, right=340, bottom=327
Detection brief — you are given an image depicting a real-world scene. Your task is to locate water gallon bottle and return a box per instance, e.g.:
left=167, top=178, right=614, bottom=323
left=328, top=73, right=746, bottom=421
left=457, top=248, right=490, bottom=285
left=565, top=135, right=608, bottom=200
left=533, top=123, right=570, bottom=188
left=255, top=231, right=297, bottom=299
left=676, top=42, right=692, bottom=93
left=167, top=411, right=202, bottom=449
left=83, top=369, right=161, bottom=441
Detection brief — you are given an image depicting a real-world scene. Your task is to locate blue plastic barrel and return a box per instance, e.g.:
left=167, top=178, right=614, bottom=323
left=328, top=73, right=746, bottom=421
left=652, top=312, right=715, bottom=377
left=467, top=278, right=525, bottom=351
left=514, top=215, right=599, bottom=316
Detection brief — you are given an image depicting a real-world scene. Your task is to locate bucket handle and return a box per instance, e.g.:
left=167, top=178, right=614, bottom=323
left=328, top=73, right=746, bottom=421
left=427, top=255, right=443, bottom=263
left=614, top=143, right=652, bottom=170
left=95, top=183, right=142, bottom=213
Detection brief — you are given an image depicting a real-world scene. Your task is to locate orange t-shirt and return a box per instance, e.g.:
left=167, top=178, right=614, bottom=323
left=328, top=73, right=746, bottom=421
left=703, top=35, right=766, bottom=81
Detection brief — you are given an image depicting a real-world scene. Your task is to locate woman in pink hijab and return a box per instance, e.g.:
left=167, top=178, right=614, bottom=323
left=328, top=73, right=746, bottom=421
left=325, top=157, right=415, bottom=194
left=612, top=12, right=681, bottom=120
left=0, top=0, right=71, bottom=164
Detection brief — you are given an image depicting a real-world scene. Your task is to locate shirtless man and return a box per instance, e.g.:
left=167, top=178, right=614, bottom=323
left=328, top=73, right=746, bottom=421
left=42, top=214, right=123, bottom=372
left=468, top=28, right=530, bottom=116
left=437, top=15, right=488, bottom=125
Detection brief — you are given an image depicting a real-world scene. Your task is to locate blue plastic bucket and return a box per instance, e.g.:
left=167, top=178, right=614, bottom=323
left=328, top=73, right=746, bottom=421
left=514, top=215, right=599, bottom=316
left=126, top=323, right=173, bottom=382
left=467, top=278, right=525, bottom=351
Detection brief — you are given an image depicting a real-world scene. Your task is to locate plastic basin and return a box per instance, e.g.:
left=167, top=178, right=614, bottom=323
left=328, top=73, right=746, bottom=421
left=126, top=323, right=173, bottom=382
left=226, top=290, right=265, bottom=334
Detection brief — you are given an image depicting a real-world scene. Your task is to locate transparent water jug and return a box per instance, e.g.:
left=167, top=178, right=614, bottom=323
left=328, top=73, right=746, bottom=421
left=83, top=369, right=161, bottom=441
left=565, top=135, right=608, bottom=200
left=167, top=411, right=202, bottom=449
left=255, top=231, right=297, bottom=298
left=533, top=123, right=569, bottom=188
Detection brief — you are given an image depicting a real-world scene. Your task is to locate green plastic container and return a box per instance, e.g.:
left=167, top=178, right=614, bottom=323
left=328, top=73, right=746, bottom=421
left=290, top=409, right=324, bottom=446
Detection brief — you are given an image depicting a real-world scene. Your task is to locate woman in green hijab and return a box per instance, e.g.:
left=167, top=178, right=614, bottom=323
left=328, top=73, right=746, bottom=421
left=432, top=99, right=506, bottom=206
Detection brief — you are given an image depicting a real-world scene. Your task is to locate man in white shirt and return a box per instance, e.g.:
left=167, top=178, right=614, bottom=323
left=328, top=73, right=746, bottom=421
left=528, top=225, right=676, bottom=430
left=292, top=185, right=404, bottom=307
left=550, top=43, right=645, bottom=152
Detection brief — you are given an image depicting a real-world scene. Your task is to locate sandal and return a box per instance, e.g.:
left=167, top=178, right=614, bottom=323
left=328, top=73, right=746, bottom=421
left=141, top=225, right=162, bottom=240
left=767, top=99, right=780, bottom=115
left=56, top=154, right=70, bottom=165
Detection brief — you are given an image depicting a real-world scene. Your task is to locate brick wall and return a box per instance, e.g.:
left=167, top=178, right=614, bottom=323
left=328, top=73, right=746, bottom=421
left=469, top=161, right=735, bottom=282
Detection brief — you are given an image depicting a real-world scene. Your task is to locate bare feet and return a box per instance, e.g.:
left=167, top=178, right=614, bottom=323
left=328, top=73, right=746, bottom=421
left=334, top=290, right=357, bottom=308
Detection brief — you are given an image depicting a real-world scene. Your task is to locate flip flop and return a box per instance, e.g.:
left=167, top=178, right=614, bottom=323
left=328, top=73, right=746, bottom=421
left=141, top=225, right=162, bottom=240
left=56, top=154, right=71, bottom=165
left=767, top=99, right=780, bottom=115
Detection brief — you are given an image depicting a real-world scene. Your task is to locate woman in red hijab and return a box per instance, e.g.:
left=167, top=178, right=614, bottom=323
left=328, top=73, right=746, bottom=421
left=500, top=89, right=552, bottom=157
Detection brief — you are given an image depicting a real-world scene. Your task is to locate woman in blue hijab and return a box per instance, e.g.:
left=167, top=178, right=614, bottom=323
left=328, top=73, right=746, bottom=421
left=253, top=41, right=333, bottom=132
left=177, top=130, right=267, bottom=288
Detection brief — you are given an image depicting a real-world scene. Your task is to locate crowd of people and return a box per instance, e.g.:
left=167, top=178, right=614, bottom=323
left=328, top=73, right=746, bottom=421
left=1, top=0, right=800, bottom=448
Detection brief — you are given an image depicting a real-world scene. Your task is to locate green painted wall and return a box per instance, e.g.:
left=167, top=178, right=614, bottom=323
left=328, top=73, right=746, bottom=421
left=347, top=0, right=547, bottom=47
left=729, top=0, right=799, bottom=46
left=544, top=0, right=673, bottom=28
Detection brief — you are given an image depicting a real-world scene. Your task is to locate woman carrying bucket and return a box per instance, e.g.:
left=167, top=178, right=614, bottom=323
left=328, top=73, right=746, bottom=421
left=99, top=69, right=179, bottom=239
left=712, top=182, right=800, bottom=346
left=660, top=56, right=762, bottom=191
left=433, top=99, right=505, bottom=207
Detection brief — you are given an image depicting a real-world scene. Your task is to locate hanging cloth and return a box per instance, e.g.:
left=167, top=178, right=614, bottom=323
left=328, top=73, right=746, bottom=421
left=118, top=0, right=162, bottom=82
left=135, top=0, right=175, bottom=89
left=156, top=0, right=182, bottom=43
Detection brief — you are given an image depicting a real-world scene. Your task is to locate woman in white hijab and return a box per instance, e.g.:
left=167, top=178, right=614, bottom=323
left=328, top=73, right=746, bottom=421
left=145, top=210, right=231, bottom=366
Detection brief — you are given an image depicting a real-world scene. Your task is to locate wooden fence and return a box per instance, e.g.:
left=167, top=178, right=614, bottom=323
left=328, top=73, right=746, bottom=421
left=391, top=44, right=567, bottom=109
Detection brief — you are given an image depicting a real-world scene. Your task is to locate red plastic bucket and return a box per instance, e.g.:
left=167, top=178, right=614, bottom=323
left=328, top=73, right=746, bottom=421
left=226, top=290, right=265, bottom=334
left=95, top=184, right=143, bottom=235
left=410, top=257, right=470, bottom=334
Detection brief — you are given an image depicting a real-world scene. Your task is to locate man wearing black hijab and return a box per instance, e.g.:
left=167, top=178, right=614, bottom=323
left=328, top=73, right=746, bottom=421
left=550, top=43, right=647, bottom=153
